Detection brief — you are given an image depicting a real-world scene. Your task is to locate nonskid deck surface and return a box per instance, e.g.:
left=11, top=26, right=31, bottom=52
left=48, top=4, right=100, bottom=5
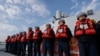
left=0, top=51, right=56, bottom=56
left=0, top=51, right=15, bottom=56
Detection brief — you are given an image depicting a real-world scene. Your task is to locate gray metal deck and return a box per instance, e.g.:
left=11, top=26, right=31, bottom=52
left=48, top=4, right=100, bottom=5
left=0, top=51, right=15, bottom=56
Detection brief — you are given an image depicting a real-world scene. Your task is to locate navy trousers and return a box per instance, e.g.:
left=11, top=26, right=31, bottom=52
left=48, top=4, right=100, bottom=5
left=27, top=40, right=33, bottom=56
left=21, top=42, right=26, bottom=56
left=33, top=42, right=41, bottom=56
left=78, top=42, right=98, bottom=56
left=43, top=40, right=54, bottom=56
left=17, top=42, right=21, bottom=56
left=58, top=41, right=70, bottom=56
left=6, top=42, right=9, bottom=52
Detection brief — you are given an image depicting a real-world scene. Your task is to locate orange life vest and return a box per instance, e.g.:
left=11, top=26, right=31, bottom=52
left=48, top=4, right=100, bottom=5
left=16, top=36, right=19, bottom=41
left=17, top=36, right=21, bottom=41
left=21, top=36, right=26, bottom=42
left=16, top=35, right=22, bottom=42
left=8, top=38, right=11, bottom=43
left=11, top=38, right=14, bottom=43
left=5, top=38, right=9, bottom=43
left=8, top=39, right=10, bottom=43
left=42, top=28, right=53, bottom=39
left=56, top=25, right=68, bottom=38
left=13, top=37, right=17, bottom=43
left=75, top=19, right=96, bottom=36
left=26, top=31, right=34, bottom=40
left=33, top=30, right=42, bottom=40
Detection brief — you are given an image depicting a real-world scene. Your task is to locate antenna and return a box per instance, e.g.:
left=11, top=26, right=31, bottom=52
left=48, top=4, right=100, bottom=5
left=87, top=9, right=94, bottom=15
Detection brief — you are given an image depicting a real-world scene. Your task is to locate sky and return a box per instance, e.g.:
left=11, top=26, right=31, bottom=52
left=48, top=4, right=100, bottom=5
left=0, top=0, right=100, bottom=41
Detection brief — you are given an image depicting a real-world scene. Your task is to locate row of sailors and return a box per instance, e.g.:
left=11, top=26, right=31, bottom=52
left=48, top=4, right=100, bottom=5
left=5, top=12, right=100, bottom=56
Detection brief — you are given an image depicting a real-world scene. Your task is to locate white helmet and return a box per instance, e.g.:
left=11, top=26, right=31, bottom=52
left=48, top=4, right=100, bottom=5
left=77, top=12, right=87, bottom=20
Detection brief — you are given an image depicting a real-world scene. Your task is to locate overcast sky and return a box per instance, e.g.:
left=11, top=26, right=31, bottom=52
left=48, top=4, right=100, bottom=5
left=0, top=0, right=100, bottom=42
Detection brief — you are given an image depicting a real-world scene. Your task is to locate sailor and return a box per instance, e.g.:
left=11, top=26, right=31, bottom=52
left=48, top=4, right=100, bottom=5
left=74, top=12, right=98, bottom=56
left=56, top=20, right=72, bottom=56
left=42, top=24, right=55, bottom=56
